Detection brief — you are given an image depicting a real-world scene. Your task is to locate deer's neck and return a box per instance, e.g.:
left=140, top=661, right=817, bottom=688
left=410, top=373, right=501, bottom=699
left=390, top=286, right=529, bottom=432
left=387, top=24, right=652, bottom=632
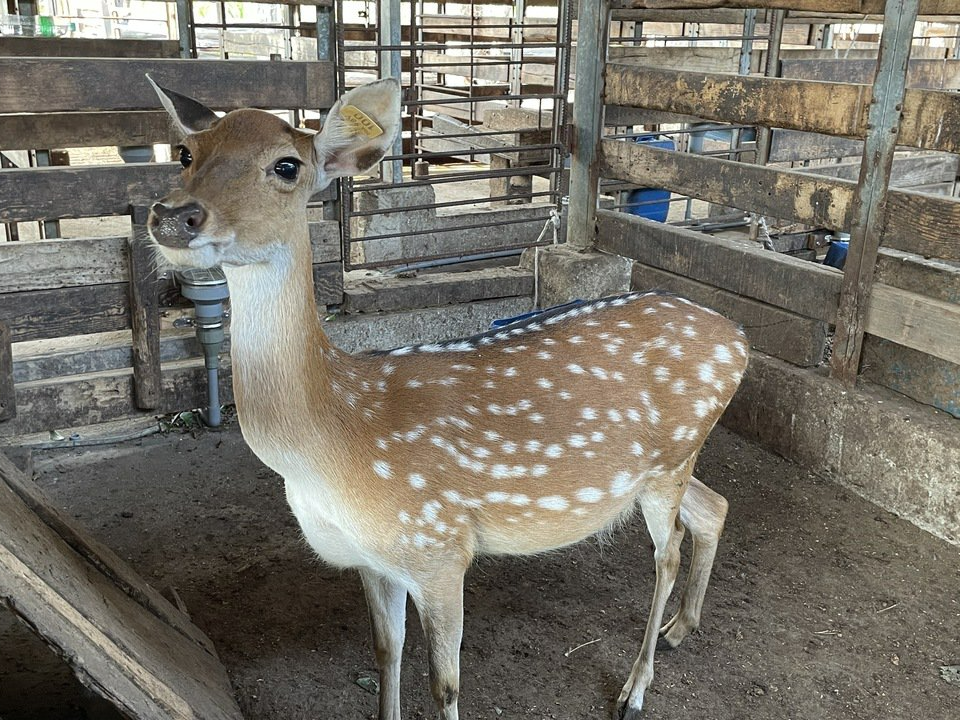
left=221, top=233, right=352, bottom=454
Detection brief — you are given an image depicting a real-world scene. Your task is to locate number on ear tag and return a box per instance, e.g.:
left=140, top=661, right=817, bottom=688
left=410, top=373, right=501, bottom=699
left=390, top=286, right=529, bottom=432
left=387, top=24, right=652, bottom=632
left=341, top=105, right=384, bottom=139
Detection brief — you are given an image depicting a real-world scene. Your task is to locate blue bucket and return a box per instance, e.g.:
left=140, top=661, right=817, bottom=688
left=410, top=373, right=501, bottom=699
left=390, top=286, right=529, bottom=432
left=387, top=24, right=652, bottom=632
left=624, top=135, right=674, bottom=223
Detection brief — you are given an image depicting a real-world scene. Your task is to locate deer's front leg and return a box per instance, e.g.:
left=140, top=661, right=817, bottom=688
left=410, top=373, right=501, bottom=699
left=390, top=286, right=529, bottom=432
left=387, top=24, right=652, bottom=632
left=411, top=572, right=466, bottom=720
left=360, top=569, right=408, bottom=720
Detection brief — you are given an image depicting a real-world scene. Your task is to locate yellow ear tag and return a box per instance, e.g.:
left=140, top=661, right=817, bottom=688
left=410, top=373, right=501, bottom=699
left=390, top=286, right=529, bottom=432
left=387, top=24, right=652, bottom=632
left=341, top=105, right=384, bottom=139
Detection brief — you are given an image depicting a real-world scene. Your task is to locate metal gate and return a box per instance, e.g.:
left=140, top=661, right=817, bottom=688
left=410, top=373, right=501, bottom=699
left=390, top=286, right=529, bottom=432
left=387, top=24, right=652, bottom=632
left=335, top=0, right=572, bottom=270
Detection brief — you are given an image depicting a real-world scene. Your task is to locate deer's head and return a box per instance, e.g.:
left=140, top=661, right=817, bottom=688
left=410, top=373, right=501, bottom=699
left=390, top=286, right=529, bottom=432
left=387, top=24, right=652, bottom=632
left=146, top=75, right=401, bottom=269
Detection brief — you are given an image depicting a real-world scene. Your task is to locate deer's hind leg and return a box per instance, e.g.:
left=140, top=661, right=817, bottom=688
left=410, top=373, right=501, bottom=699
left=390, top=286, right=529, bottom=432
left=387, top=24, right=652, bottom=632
left=659, top=475, right=728, bottom=649
left=615, top=464, right=690, bottom=719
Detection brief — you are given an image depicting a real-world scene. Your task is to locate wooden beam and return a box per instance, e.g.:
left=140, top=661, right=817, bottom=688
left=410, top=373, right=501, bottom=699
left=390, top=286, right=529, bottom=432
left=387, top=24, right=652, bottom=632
left=597, top=209, right=960, bottom=366
left=0, top=222, right=339, bottom=293
left=615, top=1, right=956, bottom=13
left=596, top=209, right=842, bottom=323
left=0, top=284, right=130, bottom=342
left=604, top=63, right=960, bottom=153
left=631, top=263, right=828, bottom=366
left=0, top=111, right=175, bottom=152
left=782, top=58, right=960, bottom=89
left=0, top=163, right=181, bottom=223
left=0, top=322, right=13, bottom=422
left=0, top=360, right=233, bottom=438
left=0, top=59, right=335, bottom=114
left=600, top=140, right=960, bottom=261
left=833, top=0, right=919, bottom=385
left=0, top=36, right=179, bottom=58
left=128, top=216, right=161, bottom=410
left=0, top=455, right=243, bottom=720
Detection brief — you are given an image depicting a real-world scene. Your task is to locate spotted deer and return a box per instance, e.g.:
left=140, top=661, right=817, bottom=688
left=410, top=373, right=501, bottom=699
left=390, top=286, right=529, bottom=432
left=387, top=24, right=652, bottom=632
left=145, top=76, right=748, bottom=720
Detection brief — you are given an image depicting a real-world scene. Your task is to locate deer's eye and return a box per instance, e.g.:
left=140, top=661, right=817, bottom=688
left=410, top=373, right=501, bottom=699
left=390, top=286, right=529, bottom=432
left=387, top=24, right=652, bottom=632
left=177, top=146, right=193, bottom=168
left=274, top=158, right=300, bottom=181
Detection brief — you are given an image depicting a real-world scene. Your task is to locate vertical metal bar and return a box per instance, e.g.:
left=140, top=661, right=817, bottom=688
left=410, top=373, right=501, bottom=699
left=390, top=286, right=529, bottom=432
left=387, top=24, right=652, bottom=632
left=509, top=0, right=527, bottom=105
left=175, top=0, right=192, bottom=58
left=566, top=0, right=609, bottom=251
left=379, top=0, right=403, bottom=183
left=316, top=3, right=334, bottom=62
left=831, top=0, right=919, bottom=385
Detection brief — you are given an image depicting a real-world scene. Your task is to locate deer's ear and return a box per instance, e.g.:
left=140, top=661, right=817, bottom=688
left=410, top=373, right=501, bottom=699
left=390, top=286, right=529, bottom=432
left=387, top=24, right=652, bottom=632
left=313, top=78, right=402, bottom=190
left=146, top=74, right=219, bottom=136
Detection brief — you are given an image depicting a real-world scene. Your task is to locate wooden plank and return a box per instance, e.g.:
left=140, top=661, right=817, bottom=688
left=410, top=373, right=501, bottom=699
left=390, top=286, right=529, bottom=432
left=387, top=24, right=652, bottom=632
left=0, top=359, right=233, bottom=438
left=0, top=36, right=179, bottom=58
left=0, top=322, right=13, bottom=422
left=0, top=456, right=242, bottom=719
left=796, top=153, right=959, bottom=186
left=782, top=58, right=960, bottom=89
left=0, top=111, right=175, bottom=152
left=865, top=283, right=960, bottom=365
left=609, top=46, right=742, bottom=74
left=0, top=59, right=335, bottom=114
left=601, top=138, right=854, bottom=229
left=604, top=63, right=960, bottom=153
left=128, top=219, right=161, bottom=410
left=342, top=267, right=534, bottom=314
left=631, top=263, right=828, bottom=366
left=0, top=451, right=216, bottom=656
left=770, top=129, right=865, bottom=162
left=614, top=1, right=956, bottom=13
left=0, top=283, right=130, bottom=342
left=0, top=163, right=181, bottom=223
left=601, top=140, right=960, bottom=261
left=861, top=336, right=960, bottom=418
left=313, top=261, right=344, bottom=306
left=0, top=222, right=338, bottom=292
left=596, top=209, right=842, bottom=323
left=876, top=248, right=960, bottom=303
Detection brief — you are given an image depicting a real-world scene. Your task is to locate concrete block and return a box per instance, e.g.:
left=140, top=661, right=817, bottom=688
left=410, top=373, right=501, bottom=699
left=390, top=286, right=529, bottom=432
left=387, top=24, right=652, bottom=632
left=520, top=243, right=632, bottom=308
left=350, top=184, right=437, bottom=240
left=724, top=351, right=960, bottom=546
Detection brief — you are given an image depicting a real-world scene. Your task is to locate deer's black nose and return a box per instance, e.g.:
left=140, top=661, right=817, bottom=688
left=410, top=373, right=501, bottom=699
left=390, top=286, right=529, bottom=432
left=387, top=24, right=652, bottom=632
left=148, top=202, right=208, bottom=247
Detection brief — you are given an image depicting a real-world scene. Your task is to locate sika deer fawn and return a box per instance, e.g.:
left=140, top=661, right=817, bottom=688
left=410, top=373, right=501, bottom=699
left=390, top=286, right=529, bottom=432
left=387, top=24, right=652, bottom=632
left=146, top=76, right=748, bottom=719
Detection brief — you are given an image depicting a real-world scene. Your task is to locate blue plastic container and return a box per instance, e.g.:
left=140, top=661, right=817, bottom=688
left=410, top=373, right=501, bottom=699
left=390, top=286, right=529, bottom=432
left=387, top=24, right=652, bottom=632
left=823, top=234, right=850, bottom=270
left=624, top=135, right=675, bottom=223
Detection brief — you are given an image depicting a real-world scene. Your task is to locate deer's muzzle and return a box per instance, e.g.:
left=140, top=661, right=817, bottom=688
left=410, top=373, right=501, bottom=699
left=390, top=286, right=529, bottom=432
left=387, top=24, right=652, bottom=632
left=148, top=201, right=208, bottom=248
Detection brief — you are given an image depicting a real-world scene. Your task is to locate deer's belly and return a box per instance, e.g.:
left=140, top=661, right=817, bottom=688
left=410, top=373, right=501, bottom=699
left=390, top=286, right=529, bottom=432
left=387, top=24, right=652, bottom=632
left=284, top=481, right=372, bottom=569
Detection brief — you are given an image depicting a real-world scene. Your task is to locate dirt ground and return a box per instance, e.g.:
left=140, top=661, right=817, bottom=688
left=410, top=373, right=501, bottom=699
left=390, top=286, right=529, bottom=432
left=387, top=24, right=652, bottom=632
left=1, top=422, right=958, bottom=720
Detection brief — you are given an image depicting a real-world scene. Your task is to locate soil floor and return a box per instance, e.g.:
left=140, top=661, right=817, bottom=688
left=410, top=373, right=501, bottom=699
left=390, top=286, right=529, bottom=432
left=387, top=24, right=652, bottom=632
left=1, top=423, right=958, bottom=720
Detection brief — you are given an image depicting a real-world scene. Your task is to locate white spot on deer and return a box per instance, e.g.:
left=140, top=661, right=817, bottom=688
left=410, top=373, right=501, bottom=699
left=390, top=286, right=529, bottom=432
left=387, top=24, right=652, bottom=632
left=420, top=343, right=444, bottom=353
left=465, top=405, right=480, bottom=415
left=484, top=430, right=501, bottom=442
left=626, top=408, right=642, bottom=422
left=584, top=319, right=600, bottom=326
left=632, top=351, right=648, bottom=366
left=391, top=346, right=414, bottom=356
left=376, top=438, right=389, bottom=451
left=648, top=405, right=661, bottom=425
left=604, top=343, right=621, bottom=355
left=672, top=426, right=689, bottom=442
left=510, top=494, right=531, bottom=505
left=568, top=434, right=587, bottom=448
left=693, top=399, right=711, bottom=418
left=472, top=446, right=492, bottom=459
left=413, top=533, right=438, bottom=549
left=399, top=510, right=411, bottom=524
left=537, top=495, right=569, bottom=511
left=524, top=439, right=543, bottom=453
left=672, top=379, right=687, bottom=395
left=558, top=390, right=573, bottom=400
left=409, top=473, right=426, bottom=490
left=581, top=407, right=598, bottom=421
left=446, top=341, right=475, bottom=352
left=607, top=409, right=623, bottom=423
left=714, top=344, right=734, bottom=364
left=654, top=366, right=670, bottom=382
left=451, top=363, right=475, bottom=372
left=668, top=344, right=685, bottom=359
left=531, top=464, right=549, bottom=478
left=503, top=367, right=518, bottom=377
left=643, top=307, right=657, bottom=315
left=537, top=351, right=553, bottom=361
left=617, top=321, right=633, bottom=329
left=568, top=336, right=585, bottom=345
left=567, top=363, right=586, bottom=375
left=591, top=431, right=605, bottom=443
left=529, top=413, right=545, bottom=424
left=537, top=378, right=554, bottom=389
left=733, top=340, right=747, bottom=356
left=682, top=326, right=698, bottom=338
left=421, top=500, right=441, bottom=523
left=407, top=378, right=423, bottom=389
left=591, top=367, right=609, bottom=380
left=576, top=487, right=605, bottom=503
left=483, top=380, right=497, bottom=390
left=544, top=443, right=564, bottom=459
left=486, top=491, right=510, bottom=504
left=659, top=301, right=676, bottom=309
left=373, top=460, right=393, bottom=480
left=610, top=471, right=636, bottom=497
left=631, top=441, right=645, bottom=456
left=502, top=441, right=518, bottom=454
left=652, top=337, right=669, bottom=349
left=542, top=338, right=557, bottom=346
left=698, top=362, right=716, bottom=384
left=381, top=362, right=396, bottom=375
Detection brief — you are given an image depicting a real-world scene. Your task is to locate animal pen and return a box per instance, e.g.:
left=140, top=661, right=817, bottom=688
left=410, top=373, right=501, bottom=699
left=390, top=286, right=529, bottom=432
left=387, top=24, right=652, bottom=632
left=1, top=1, right=959, bottom=719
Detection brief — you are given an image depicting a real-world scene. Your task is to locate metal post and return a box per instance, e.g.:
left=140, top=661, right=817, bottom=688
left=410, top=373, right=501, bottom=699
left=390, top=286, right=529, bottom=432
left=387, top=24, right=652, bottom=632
left=566, top=0, right=609, bottom=251
left=379, top=0, right=403, bottom=183
left=831, top=0, right=920, bottom=385
left=175, top=0, right=192, bottom=58
left=509, top=0, right=527, bottom=105
left=316, top=3, right=334, bottom=62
